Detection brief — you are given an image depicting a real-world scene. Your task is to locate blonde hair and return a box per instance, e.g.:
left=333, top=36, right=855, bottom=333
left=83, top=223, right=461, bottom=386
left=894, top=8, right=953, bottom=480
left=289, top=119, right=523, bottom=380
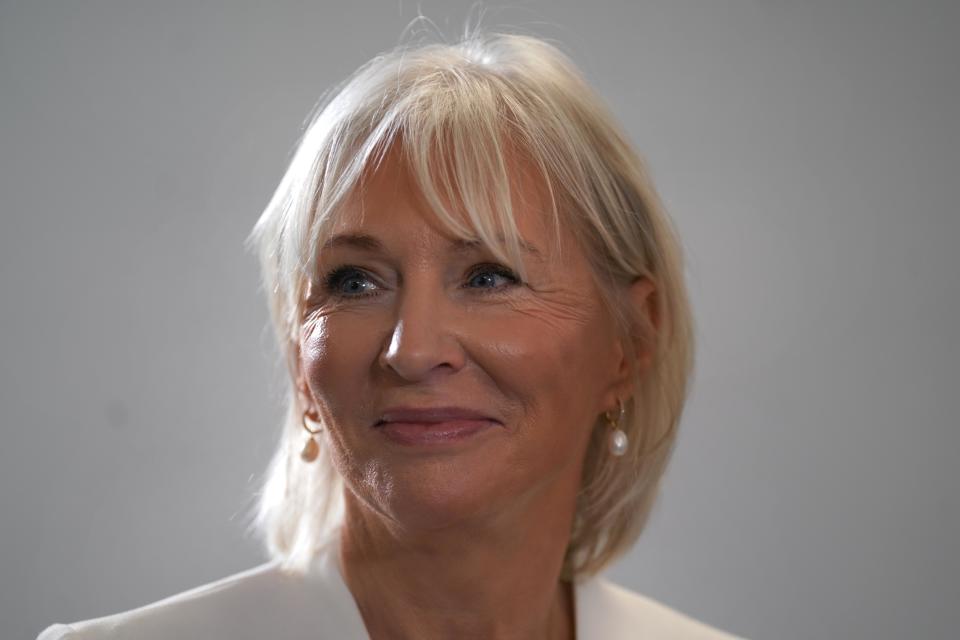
left=245, top=29, right=694, bottom=580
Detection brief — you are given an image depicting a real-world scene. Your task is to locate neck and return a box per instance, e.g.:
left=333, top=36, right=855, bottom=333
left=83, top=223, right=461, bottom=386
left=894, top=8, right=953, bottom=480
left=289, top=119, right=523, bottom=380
left=337, top=478, right=579, bottom=640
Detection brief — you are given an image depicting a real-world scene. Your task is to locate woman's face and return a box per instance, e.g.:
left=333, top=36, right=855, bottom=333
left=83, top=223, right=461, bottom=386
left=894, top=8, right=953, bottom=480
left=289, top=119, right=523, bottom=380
left=297, top=148, right=638, bottom=530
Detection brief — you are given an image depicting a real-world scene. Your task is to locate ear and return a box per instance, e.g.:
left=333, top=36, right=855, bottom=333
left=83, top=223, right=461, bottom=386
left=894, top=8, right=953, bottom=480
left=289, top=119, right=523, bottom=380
left=628, top=275, right=660, bottom=372
left=609, top=275, right=660, bottom=403
left=287, top=338, right=317, bottom=419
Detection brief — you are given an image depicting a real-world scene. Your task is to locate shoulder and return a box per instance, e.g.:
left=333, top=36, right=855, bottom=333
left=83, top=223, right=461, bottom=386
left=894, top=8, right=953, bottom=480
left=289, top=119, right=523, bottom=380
left=35, top=555, right=366, bottom=640
left=576, top=576, right=747, bottom=640
left=35, top=561, right=296, bottom=640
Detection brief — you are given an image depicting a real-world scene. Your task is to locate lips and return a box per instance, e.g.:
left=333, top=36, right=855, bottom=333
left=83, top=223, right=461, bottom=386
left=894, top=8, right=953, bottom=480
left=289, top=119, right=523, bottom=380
left=374, top=405, right=501, bottom=447
left=376, top=406, right=498, bottom=426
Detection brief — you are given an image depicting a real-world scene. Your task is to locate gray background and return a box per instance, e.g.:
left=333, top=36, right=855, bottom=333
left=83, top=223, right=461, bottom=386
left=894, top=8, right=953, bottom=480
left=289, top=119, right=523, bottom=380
left=2, top=1, right=957, bottom=638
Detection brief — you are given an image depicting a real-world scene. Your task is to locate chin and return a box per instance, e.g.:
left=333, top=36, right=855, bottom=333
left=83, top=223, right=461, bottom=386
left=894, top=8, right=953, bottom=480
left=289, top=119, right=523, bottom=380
left=361, top=455, right=512, bottom=532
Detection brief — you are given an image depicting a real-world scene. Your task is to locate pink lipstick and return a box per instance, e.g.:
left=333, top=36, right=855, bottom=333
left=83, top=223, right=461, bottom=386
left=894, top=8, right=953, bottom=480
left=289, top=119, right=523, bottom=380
left=374, top=406, right=500, bottom=447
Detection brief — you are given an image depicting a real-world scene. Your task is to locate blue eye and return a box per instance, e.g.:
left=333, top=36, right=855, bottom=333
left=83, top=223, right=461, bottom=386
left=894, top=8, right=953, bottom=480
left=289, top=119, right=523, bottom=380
left=321, top=264, right=520, bottom=300
left=465, top=264, right=520, bottom=292
left=323, top=267, right=379, bottom=298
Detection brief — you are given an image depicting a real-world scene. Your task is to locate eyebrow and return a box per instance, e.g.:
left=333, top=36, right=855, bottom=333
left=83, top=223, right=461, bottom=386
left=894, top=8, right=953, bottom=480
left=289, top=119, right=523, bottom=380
left=321, top=232, right=545, bottom=261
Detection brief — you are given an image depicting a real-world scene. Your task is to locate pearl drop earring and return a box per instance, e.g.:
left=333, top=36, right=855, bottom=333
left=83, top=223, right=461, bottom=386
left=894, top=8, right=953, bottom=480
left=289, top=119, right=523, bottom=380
left=300, top=411, right=322, bottom=462
left=605, top=398, right=628, bottom=456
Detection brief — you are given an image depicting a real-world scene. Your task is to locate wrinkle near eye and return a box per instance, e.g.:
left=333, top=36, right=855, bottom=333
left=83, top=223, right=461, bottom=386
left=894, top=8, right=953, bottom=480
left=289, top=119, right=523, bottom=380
left=503, top=286, right=597, bottom=331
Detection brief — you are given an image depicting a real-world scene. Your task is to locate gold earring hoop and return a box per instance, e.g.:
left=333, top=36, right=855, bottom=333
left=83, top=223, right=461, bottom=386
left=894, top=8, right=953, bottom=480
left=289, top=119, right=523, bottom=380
left=300, top=411, right=322, bottom=462
left=604, top=397, right=628, bottom=457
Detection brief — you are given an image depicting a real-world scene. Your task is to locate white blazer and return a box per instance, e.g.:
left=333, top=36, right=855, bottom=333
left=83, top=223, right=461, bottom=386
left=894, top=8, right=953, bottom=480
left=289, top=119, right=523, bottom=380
left=38, top=535, right=744, bottom=640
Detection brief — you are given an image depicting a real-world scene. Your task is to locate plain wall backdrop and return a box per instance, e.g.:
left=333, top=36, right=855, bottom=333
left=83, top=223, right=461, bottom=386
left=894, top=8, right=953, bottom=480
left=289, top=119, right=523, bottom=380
left=2, top=1, right=957, bottom=638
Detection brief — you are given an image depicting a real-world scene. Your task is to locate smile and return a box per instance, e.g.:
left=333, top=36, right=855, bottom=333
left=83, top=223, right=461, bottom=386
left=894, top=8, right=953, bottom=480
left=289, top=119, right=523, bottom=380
left=373, top=419, right=499, bottom=446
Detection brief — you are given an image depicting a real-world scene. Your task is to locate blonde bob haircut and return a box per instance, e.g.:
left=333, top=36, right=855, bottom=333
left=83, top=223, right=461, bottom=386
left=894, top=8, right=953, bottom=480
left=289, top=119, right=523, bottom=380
left=246, top=30, right=694, bottom=580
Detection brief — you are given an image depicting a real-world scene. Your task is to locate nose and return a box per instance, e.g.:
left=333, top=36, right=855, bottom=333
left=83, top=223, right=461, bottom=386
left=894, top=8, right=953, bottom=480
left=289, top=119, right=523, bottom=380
left=378, top=275, right=466, bottom=381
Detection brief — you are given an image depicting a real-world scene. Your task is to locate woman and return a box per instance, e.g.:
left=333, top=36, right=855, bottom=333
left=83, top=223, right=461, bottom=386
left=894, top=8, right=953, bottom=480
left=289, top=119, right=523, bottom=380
left=39, top=31, right=744, bottom=639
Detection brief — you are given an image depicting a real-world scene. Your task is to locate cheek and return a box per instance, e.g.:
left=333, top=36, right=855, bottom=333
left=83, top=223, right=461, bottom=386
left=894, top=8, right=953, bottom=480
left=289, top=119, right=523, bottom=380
left=299, top=312, right=379, bottom=424
left=299, top=311, right=391, bottom=494
left=467, top=303, right=614, bottom=456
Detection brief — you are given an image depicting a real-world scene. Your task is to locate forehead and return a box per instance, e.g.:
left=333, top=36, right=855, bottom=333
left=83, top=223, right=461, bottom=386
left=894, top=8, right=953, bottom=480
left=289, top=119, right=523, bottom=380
left=327, top=141, right=563, bottom=260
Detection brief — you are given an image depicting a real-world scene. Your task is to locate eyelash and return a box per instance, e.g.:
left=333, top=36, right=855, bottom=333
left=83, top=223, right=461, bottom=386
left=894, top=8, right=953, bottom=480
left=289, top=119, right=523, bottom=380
left=321, top=263, right=521, bottom=300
